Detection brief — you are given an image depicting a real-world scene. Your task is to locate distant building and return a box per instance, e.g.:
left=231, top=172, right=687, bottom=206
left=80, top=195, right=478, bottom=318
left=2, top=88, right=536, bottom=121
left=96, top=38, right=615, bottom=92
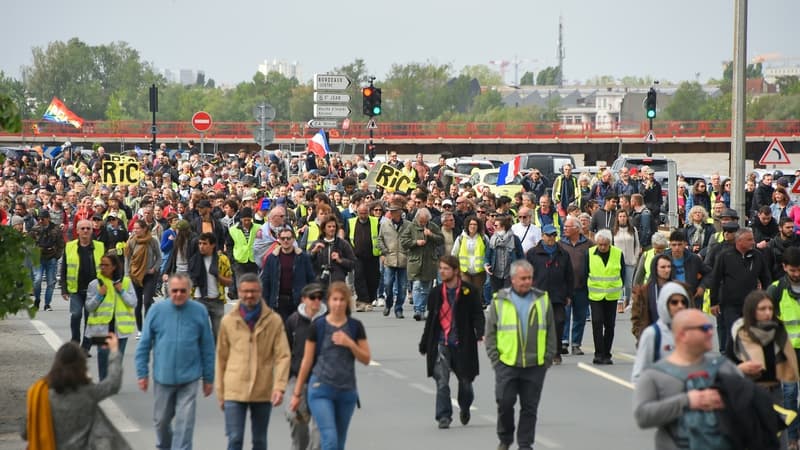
left=258, top=59, right=302, bottom=81
left=764, top=64, right=800, bottom=84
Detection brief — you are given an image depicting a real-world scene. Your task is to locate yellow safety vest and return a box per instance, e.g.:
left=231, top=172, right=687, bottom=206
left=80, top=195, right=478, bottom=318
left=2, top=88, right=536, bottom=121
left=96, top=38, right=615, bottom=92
left=552, top=175, right=580, bottom=205
left=587, top=245, right=624, bottom=301
left=115, top=241, right=126, bottom=257
left=642, top=248, right=656, bottom=281
left=229, top=223, right=262, bottom=263
left=65, top=240, right=105, bottom=294
left=494, top=293, right=549, bottom=367
left=305, top=222, right=321, bottom=251
left=532, top=208, right=561, bottom=239
left=87, top=275, right=136, bottom=335
left=458, top=234, right=486, bottom=274
left=348, top=217, right=381, bottom=257
left=775, top=281, right=800, bottom=348
left=296, top=204, right=309, bottom=220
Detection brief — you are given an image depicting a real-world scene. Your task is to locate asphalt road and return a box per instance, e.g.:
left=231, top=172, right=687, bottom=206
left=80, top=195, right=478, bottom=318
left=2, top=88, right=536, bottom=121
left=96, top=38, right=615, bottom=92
left=31, top=291, right=656, bottom=450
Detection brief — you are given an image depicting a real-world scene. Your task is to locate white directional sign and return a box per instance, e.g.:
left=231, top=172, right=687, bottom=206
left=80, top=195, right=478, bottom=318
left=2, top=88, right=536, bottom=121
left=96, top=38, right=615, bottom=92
left=307, top=119, right=338, bottom=128
left=313, top=74, right=351, bottom=91
left=313, top=104, right=351, bottom=118
left=644, top=130, right=657, bottom=143
left=759, top=137, right=791, bottom=165
left=314, top=92, right=351, bottom=103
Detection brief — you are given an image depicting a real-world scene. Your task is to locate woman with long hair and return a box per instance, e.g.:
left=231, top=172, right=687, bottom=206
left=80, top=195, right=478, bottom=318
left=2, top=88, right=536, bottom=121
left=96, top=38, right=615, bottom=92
left=630, top=254, right=675, bottom=342
left=684, top=205, right=716, bottom=254
left=612, top=209, right=640, bottom=313
left=22, top=335, right=131, bottom=449
left=126, top=219, right=162, bottom=339
left=451, top=215, right=490, bottom=291
left=162, top=219, right=194, bottom=277
left=310, top=216, right=356, bottom=285
left=289, top=281, right=371, bottom=450
left=486, top=215, right=524, bottom=293
left=86, top=254, right=136, bottom=380
left=772, top=186, right=795, bottom=220
left=725, top=290, right=798, bottom=449
left=684, top=179, right=711, bottom=222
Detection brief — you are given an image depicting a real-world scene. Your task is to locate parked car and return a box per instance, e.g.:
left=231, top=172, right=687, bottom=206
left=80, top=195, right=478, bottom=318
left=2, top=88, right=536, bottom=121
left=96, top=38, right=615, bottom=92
left=610, top=155, right=670, bottom=173
left=466, top=168, right=524, bottom=198
left=517, top=153, right=576, bottom=183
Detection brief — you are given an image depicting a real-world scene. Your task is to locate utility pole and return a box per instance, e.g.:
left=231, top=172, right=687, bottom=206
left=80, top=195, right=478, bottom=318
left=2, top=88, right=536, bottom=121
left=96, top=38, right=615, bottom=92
left=731, top=0, right=747, bottom=223
left=557, top=15, right=565, bottom=87
left=149, top=84, right=158, bottom=151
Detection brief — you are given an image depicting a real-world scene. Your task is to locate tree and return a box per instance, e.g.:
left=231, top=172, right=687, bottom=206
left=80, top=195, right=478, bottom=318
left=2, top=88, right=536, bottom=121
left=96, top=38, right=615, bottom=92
left=662, top=81, right=709, bottom=120
left=0, top=225, right=37, bottom=319
left=519, top=71, right=535, bottom=86
left=776, top=76, right=800, bottom=96
left=460, top=65, right=503, bottom=87
left=536, top=66, right=561, bottom=86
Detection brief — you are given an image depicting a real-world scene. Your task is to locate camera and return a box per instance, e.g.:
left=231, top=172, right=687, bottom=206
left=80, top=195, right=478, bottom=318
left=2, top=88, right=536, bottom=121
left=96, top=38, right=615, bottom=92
left=319, top=265, right=331, bottom=283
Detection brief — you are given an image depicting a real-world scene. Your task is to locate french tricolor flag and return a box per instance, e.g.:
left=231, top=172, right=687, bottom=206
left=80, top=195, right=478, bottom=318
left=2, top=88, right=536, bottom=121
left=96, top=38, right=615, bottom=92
left=307, top=129, right=330, bottom=159
left=497, top=156, right=521, bottom=186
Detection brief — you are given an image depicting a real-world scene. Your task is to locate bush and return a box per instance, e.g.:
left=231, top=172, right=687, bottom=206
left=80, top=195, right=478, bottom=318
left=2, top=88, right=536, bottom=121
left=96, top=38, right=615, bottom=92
left=0, top=225, right=38, bottom=319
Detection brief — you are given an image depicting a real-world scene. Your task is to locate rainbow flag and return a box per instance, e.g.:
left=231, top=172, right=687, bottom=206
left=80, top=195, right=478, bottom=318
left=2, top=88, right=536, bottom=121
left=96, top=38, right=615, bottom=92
left=42, top=97, right=83, bottom=128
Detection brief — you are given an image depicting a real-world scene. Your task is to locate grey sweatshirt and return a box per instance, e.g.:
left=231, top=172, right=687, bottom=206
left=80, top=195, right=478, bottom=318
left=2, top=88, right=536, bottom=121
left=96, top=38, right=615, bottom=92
left=633, top=354, right=740, bottom=450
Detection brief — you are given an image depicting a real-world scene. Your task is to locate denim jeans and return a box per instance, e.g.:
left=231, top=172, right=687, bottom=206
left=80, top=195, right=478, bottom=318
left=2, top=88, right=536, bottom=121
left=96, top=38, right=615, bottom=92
left=96, top=337, right=128, bottom=381
left=377, top=260, right=386, bottom=299
left=433, top=344, right=473, bottom=422
left=33, top=258, right=58, bottom=308
left=224, top=401, right=272, bottom=450
left=483, top=276, right=492, bottom=306
left=784, top=380, right=799, bottom=441
left=153, top=380, right=199, bottom=450
left=306, top=375, right=358, bottom=450
left=69, top=292, right=89, bottom=349
left=383, top=267, right=407, bottom=313
left=411, top=280, right=433, bottom=315
left=562, top=288, right=589, bottom=347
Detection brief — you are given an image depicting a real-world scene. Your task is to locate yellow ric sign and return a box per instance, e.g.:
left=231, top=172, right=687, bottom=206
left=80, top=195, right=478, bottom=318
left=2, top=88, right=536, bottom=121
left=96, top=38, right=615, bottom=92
left=371, top=163, right=415, bottom=193
left=102, top=154, right=142, bottom=185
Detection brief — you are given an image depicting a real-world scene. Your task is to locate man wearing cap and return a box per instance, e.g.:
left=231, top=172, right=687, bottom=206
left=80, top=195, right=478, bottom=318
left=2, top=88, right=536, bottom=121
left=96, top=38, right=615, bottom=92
left=103, top=212, right=130, bottom=259
left=379, top=199, right=412, bottom=318
left=192, top=199, right=226, bottom=254
left=284, top=283, right=327, bottom=448
left=30, top=210, right=65, bottom=311
left=639, top=166, right=663, bottom=219
left=61, top=219, right=106, bottom=353
left=226, top=207, right=261, bottom=281
left=262, top=227, right=316, bottom=321
left=526, top=223, right=574, bottom=364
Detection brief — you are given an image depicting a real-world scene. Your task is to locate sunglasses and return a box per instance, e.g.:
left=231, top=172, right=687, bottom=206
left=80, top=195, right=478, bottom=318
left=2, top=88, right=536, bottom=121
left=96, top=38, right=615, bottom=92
left=686, top=323, right=714, bottom=333
left=79, top=227, right=92, bottom=231
left=309, top=294, right=323, bottom=301
left=279, top=236, right=293, bottom=241
left=668, top=299, right=689, bottom=307
left=170, top=288, right=188, bottom=294
left=518, top=215, right=530, bottom=219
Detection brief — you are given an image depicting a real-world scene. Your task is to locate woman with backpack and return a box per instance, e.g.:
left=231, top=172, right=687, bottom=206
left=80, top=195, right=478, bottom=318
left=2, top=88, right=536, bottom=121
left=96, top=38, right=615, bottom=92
left=725, top=290, right=799, bottom=450
left=630, top=254, right=675, bottom=342
left=289, top=281, right=371, bottom=450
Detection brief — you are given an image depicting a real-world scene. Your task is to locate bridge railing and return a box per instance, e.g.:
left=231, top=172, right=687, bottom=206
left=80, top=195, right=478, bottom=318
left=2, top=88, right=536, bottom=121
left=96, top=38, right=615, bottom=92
left=6, top=119, right=800, bottom=141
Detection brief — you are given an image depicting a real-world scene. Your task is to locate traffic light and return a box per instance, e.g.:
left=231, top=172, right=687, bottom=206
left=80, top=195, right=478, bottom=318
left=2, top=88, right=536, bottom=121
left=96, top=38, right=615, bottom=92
left=645, top=88, right=657, bottom=119
left=362, top=86, right=382, bottom=117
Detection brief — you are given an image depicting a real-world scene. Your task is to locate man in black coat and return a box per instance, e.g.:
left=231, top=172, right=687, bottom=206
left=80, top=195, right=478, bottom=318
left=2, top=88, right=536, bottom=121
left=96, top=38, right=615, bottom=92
left=419, top=255, right=485, bottom=430
left=664, top=230, right=711, bottom=308
left=526, top=224, right=574, bottom=363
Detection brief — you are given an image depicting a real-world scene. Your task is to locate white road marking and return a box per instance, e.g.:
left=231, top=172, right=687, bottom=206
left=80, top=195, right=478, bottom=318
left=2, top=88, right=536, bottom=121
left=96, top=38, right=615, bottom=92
left=368, top=360, right=381, bottom=366
left=30, top=320, right=142, bottom=432
left=381, top=368, right=407, bottom=379
left=409, top=382, right=436, bottom=395
left=615, top=352, right=636, bottom=361
left=577, top=362, right=634, bottom=390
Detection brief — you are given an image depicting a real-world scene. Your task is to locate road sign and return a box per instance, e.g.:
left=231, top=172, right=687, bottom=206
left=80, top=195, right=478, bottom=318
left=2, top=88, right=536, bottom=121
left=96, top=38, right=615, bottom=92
left=313, top=74, right=351, bottom=91
left=367, top=119, right=378, bottom=129
left=644, top=130, right=657, bottom=143
left=253, top=103, right=276, bottom=122
left=253, top=126, right=275, bottom=146
left=759, top=137, right=791, bottom=165
left=307, top=119, right=338, bottom=128
left=314, top=92, right=351, bottom=103
left=191, top=111, right=212, bottom=132
left=313, top=104, right=351, bottom=118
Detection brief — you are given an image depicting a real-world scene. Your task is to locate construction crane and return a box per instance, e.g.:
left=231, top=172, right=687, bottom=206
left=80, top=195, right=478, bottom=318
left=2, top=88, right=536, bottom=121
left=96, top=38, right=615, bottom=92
left=489, top=57, right=538, bottom=86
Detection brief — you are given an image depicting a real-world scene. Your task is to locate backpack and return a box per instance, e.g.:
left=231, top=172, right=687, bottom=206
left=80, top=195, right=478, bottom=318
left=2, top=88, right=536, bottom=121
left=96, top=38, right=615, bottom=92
left=650, top=323, right=662, bottom=362
left=651, top=356, right=733, bottom=450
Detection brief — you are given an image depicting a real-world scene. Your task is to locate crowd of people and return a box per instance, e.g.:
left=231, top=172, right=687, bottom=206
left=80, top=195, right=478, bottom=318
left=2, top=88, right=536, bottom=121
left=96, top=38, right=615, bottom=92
left=7, top=143, right=800, bottom=449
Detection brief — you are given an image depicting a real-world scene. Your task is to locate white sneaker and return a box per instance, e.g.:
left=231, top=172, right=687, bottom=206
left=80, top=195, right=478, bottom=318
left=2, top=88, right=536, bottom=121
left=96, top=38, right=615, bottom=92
left=136, top=331, right=142, bottom=340
left=376, top=297, right=386, bottom=307
left=372, top=299, right=378, bottom=307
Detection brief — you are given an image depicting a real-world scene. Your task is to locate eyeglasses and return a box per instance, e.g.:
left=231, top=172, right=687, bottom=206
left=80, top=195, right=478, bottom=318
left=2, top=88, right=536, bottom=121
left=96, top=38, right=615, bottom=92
left=488, top=213, right=497, bottom=217
left=698, top=185, right=706, bottom=188
left=79, top=227, right=91, bottom=231
left=92, top=217, right=102, bottom=221
left=170, top=288, right=188, bottom=294
left=279, top=236, right=293, bottom=241
left=668, top=299, right=689, bottom=307
left=477, top=210, right=486, bottom=214
left=372, top=208, right=383, bottom=212
left=434, top=203, right=441, bottom=206
left=686, top=323, right=714, bottom=333
left=518, top=215, right=530, bottom=219
left=308, top=294, right=323, bottom=301
left=443, top=204, right=453, bottom=208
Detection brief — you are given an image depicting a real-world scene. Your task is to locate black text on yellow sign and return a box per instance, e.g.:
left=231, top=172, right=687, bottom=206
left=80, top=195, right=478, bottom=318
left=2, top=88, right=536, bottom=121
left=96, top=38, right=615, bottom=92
left=373, top=163, right=416, bottom=193
left=102, top=155, right=142, bottom=186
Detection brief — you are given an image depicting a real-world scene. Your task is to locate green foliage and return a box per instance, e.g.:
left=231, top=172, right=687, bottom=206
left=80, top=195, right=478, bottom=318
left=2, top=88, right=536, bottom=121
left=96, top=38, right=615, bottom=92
left=460, top=65, right=503, bottom=87
left=0, top=226, right=37, bottom=320
left=519, top=71, right=534, bottom=86
left=776, top=76, right=800, bottom=96
left=662, top=82, right=709, bottom=120
left=749, top=95, right=800, bottom=120
left=0, top=95, right=22, bottom=133
left=536, top=66, right=562, bottom=86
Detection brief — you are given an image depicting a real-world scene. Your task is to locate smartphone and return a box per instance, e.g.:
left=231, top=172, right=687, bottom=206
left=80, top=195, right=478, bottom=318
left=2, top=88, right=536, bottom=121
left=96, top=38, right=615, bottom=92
left=90, top=336, right=109, bottom=346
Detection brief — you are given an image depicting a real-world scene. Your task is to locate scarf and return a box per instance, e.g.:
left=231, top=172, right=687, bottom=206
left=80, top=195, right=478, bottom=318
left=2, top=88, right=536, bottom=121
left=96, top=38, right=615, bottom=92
left=439, top=279, right=460, bottom=344
left=732, top=319, right=787, bottom=366
left=239, top=300, right=262, bottom=331
left=128, top=234, right=152, bottom=286
left=26, top=378, right=56, bottom=450
left=542, top=243, right=558, bottom=255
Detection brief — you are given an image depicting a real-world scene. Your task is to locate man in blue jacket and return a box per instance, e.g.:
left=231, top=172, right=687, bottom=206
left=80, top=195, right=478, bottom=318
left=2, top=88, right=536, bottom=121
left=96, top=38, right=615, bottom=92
left=135, top=273, right=216, bottom=450
left=261, top=227, right=316, bottom=321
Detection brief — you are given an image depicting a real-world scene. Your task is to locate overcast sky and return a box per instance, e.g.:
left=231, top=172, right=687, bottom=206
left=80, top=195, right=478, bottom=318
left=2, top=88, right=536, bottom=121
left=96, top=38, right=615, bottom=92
left=3, top=0, right=798, bottom=87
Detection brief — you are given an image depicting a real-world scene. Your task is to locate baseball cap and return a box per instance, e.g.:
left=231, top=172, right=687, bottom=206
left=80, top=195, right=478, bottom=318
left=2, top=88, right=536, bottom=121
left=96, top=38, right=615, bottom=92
left=719, top=208, right=739, bottom=219
left=301, top=283, right=326, bottom=298
left=106, top=211, right=119, bottom=219
left=542, top=224, right=558, bottom=235
left=197, top=199, right=212, bottom=209
left=37, top=210, right=50, bottom=219
left=442, top=199, right=454, bottom=207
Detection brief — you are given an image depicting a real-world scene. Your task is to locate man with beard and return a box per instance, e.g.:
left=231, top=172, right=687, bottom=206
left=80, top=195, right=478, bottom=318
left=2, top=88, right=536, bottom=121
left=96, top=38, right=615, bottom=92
left=766, top=217, right=800, bottom=280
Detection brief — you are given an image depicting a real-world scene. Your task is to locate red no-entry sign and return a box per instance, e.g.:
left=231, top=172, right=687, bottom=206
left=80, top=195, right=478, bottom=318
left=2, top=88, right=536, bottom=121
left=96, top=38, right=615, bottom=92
left=191, top=111, right=213, bottom=133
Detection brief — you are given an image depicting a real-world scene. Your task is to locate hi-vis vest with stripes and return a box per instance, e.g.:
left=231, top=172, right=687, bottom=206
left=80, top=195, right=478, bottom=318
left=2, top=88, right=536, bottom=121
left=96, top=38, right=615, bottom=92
left=642, top=248, right=656, bottom=281
left=229, top=223, right=262, bottom=263
left=458, top=234, right=486, bottom=274
left=87, top=275, right=136, bottom=335
left=305, top=222, right=320, bottom=251
left=494, top=292, right=549, bottom=367
left=348, top=217, right=380, bottom=256
left=587, top=245, right=623, bottom=301
left=775, top=280, right=800, bottom=348
left=65, top=240, right=105, bottom=294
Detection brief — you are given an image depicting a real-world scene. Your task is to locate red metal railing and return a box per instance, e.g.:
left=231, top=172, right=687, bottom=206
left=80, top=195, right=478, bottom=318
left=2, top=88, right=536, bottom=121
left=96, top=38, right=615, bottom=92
left=4, top=119, right=800, bottom=141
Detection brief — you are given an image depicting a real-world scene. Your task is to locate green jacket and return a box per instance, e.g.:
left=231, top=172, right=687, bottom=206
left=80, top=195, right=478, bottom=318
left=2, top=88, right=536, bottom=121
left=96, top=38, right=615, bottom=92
left=378, top=218, right=412, bottom=268
left=485, top=287, right=557, bottom=368
left=399, top=221, right=443, bottom=281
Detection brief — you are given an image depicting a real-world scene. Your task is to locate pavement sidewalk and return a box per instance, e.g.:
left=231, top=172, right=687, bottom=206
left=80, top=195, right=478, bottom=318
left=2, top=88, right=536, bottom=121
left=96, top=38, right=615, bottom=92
left=0, top=313, right=55, bottom=449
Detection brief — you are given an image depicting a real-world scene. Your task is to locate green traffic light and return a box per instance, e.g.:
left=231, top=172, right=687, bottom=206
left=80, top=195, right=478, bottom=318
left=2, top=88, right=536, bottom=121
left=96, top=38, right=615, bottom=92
left=646, top=109, right=656, bottom=119
left=373, top=106, right=381, bottom=116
